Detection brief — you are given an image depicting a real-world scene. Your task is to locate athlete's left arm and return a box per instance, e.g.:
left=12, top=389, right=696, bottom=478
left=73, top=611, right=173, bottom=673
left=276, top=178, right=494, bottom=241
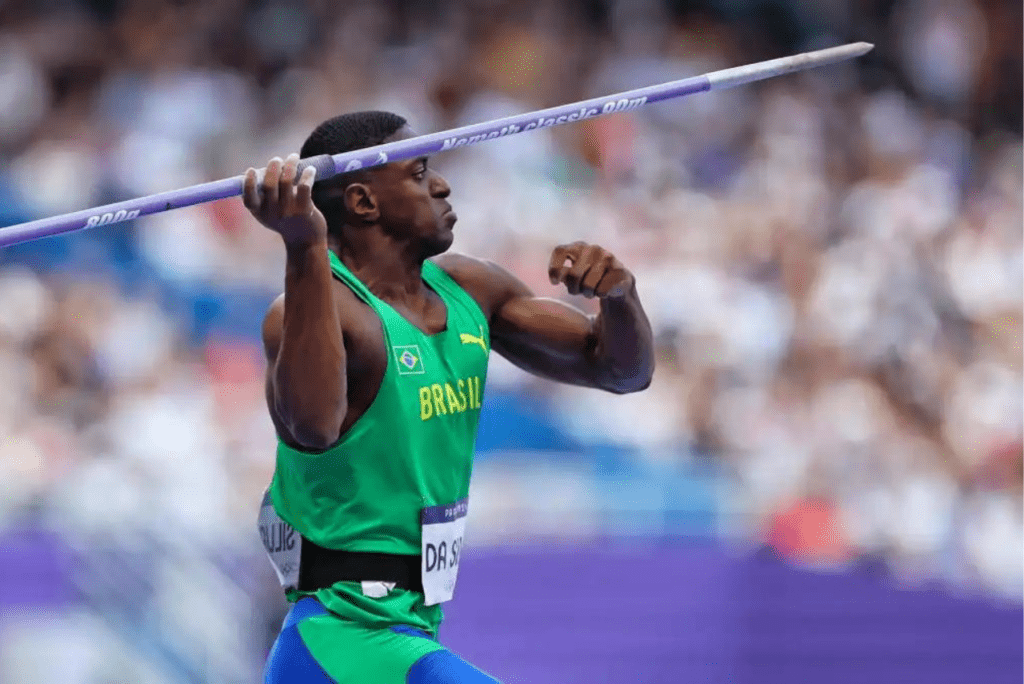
left=436, top=243, right=655, bottom=393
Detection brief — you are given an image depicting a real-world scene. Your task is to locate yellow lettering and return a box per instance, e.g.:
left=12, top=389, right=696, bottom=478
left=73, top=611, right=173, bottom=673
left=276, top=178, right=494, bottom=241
left=432, top=384, right=447, bottom=415
left=422, top=377, right=484, bottom=419
left=419, top=387, right=433, bottom=421
left=445, top=383, right=461, bottom=414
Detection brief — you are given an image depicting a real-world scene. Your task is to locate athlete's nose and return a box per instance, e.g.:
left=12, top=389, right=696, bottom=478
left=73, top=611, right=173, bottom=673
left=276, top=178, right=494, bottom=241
left=429, top=171, right=450, bottom=198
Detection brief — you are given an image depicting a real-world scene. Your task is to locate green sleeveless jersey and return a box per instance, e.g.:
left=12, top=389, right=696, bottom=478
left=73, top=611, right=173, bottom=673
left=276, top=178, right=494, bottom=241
left=268, top=251, right=489, bottom=634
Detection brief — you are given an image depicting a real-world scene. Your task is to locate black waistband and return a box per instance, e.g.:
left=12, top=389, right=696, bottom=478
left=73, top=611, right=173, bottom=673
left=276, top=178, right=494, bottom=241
left=298, top=538, right=422, bottom=593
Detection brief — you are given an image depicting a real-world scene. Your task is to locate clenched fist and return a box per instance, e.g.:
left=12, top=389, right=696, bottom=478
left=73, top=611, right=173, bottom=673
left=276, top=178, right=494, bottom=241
left=243, top=152, right=328, bottom=247
left=548, top=241, right=635, bottom=299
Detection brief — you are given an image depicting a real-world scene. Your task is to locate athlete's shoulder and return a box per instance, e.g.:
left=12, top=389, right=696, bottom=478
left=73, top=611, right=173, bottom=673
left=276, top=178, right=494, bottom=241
left=432, top=252, right=525, bottom=318
left=432, top=252, right=529, bottom=303
left=431, top=251, right=495, bottom=279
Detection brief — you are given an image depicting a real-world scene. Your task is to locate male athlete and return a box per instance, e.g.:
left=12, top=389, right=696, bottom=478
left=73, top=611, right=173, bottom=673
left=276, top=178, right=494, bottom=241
left=246, top=111, right=654, bottom=683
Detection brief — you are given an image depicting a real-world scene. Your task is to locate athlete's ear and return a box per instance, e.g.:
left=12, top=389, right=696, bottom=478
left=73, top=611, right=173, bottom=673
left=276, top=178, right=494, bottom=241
left=343, top=183, right=379, bottom=224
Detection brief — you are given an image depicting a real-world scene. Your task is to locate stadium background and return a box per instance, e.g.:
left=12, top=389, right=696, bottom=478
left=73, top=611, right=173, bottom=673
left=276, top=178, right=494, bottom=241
left=0, top=0, right=1020, bottom=681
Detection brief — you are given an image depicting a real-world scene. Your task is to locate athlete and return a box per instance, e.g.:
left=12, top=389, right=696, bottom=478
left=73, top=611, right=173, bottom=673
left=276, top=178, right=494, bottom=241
left=246, top=111, right=654, bottom=683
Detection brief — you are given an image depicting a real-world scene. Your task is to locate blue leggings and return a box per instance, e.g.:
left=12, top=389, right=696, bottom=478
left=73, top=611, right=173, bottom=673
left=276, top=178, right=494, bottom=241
left=263, top=598, right=500, bottom=684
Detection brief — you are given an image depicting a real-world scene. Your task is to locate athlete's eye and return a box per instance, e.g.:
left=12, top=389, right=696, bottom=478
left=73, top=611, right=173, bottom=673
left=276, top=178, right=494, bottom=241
left=413, top=166, right=427, bottom=181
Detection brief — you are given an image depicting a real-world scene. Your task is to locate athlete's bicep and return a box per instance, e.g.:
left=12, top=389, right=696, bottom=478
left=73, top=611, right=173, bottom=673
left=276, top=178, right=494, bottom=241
left=490, top=290, right=603, bottom=386
left=263, top=285, right=358, bottom=451
left=437, top=252, right=601, bottom=386
left=492, top=287, right=595, bottom=353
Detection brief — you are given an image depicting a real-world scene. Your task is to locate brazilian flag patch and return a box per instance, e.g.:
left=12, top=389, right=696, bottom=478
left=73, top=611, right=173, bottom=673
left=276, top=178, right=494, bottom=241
left=393, top=345, right=425, bottom=375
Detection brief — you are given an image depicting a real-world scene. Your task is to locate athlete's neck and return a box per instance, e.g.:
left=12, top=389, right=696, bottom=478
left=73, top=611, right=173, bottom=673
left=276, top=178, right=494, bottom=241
left=331, top=235, right=433, bottom=303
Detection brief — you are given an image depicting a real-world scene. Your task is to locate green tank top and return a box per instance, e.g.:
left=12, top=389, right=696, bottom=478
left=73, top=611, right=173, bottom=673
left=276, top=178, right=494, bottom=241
left=268, top=251, right=489, bottom=634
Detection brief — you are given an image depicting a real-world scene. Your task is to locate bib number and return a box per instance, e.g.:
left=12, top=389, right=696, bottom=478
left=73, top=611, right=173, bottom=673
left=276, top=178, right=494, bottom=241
left=258, top=489, right=302, bottom=592
left=421, top=499, right=468, bottom=606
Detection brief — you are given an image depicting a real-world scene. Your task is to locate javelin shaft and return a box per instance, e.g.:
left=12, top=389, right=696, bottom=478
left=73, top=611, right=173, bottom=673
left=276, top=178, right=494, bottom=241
left=0, top=42, right=871, bottom=248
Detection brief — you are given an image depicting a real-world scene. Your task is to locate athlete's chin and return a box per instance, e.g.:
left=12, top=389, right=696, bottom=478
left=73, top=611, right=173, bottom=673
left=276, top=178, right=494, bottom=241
left=423, top=231, right=455, bottom=257
left=438, top=231, right=455, bottom=252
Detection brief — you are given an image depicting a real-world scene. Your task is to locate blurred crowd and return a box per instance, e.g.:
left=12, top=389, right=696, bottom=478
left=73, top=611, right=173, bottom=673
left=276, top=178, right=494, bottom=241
left=0, top=0, right=1020, bottom=631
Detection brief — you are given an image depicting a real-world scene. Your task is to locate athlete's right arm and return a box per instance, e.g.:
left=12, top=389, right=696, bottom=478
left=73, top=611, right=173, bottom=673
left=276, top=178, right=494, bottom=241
left=245, top=154, right=347, bottom=451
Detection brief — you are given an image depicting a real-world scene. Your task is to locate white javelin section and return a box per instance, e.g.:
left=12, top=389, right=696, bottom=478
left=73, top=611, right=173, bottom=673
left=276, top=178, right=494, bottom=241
left=706, top=42, right=873, bottom=91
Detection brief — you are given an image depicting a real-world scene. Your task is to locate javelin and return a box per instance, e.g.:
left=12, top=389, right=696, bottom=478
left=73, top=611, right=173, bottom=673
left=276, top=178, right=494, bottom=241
left=0, top=42, right=872, bottom=248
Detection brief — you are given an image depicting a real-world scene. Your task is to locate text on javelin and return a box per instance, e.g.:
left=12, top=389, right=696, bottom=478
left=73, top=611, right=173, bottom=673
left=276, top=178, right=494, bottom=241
left=439, top=97, right=647, bottom=151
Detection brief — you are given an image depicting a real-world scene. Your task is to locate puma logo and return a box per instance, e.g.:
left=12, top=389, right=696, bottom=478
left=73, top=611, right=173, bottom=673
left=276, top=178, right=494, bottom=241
left=459, top=326, right=488, bottom=354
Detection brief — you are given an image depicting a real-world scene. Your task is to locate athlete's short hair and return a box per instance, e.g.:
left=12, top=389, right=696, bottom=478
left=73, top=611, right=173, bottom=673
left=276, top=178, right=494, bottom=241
left=301, top=111, right=408, bottom=234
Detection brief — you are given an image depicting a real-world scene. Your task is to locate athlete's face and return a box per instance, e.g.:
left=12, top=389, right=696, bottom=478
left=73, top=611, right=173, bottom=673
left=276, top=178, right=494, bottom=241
left=369, top=126, right=456, bottom=257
